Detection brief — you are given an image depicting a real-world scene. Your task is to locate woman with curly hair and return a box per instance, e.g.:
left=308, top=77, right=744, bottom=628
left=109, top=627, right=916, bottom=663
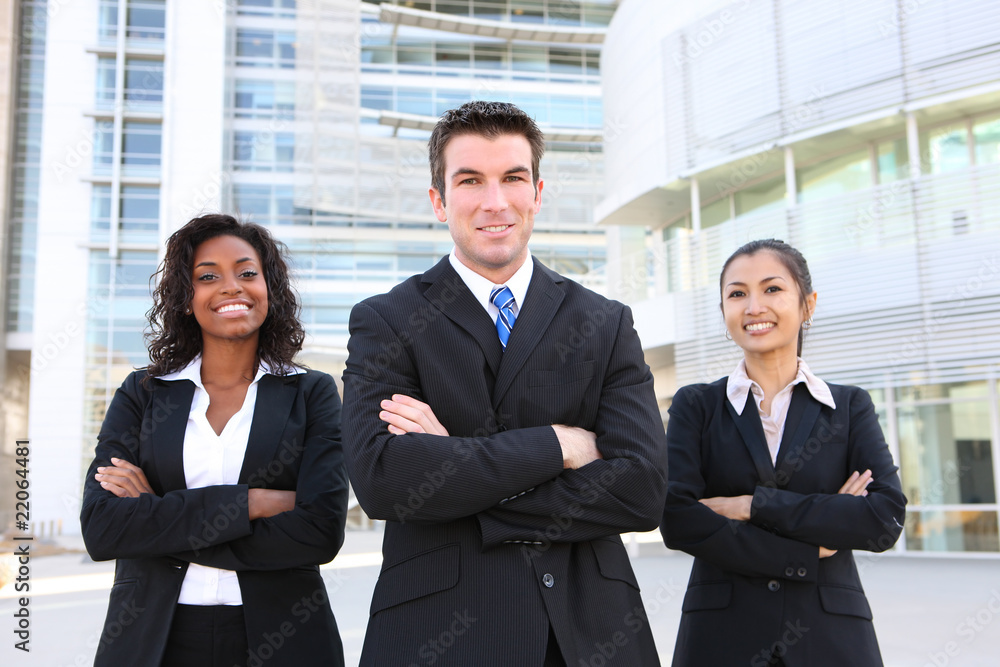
left=81, top=214, right=348, bottom=667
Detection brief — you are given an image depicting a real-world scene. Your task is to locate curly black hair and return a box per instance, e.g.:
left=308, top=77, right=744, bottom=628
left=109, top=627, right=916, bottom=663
left=144, top=214, right=305, bottom=378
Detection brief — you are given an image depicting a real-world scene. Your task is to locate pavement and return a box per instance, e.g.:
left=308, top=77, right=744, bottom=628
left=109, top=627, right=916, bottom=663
left=1, top=528, right=998, bottom=666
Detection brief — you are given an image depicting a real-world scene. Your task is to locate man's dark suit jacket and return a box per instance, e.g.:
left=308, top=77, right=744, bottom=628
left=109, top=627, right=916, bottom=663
left=80, top=369, right=348, bottom=667
left=661, top=378, right=907, bottom=667
left=342, top=256, right=668, bottom=666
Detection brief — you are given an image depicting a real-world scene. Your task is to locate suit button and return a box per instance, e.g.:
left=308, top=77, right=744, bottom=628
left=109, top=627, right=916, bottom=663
left=497, top=423, right=507, bottom=432
left=767, top=580, right=780, bottom=592
left=797, top=568, right=807, bottom=577
left=784, top=567, right=794, bottom=577
left=542, top=573, right=554, bottom=588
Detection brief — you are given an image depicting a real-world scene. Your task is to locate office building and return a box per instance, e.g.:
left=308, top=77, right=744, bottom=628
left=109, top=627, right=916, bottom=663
left=600, top=0, right=1000, bottom=554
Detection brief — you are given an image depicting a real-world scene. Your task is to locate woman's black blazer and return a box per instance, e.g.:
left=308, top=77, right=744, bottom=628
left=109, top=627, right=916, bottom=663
left=80, top=369, right=349, bottom=667
left=661, top=378, right=906, bottom=667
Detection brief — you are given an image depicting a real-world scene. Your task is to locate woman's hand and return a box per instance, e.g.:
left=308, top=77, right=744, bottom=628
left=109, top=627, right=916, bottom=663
left=248, top=489, right=296, bottom=520
left=95, top=458, right=155, bottom=498
left=838, top=469, right=873, bottom=496
left=379, top=394, right=450, bottom=436
left=699, top=495, right=752, bottom=521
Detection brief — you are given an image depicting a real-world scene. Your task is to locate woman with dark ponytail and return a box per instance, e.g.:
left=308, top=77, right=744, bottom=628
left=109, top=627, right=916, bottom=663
left=660, top=239, right=906, bottom=666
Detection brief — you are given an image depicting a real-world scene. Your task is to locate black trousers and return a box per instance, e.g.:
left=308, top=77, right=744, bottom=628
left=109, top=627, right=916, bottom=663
left=160, top=604, right=248, bottom=667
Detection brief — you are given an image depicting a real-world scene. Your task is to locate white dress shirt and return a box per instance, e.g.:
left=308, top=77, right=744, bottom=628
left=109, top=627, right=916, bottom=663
left=449, top=249, right=534, bottom=321
left=726, top=358, right=836, bottom=466
left=157, top=355, right=305, bottom=605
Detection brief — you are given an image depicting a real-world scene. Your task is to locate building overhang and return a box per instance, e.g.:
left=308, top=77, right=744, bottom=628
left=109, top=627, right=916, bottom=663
left=371, top=2, right=606, bottom=45
left=377, top=110, right=603, bottom=143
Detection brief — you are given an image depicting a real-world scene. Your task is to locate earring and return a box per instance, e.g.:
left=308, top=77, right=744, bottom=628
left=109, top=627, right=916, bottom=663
left=185, top=308, right=192, bottom=315
left=725, top=329, right=732, bottom=341
left=802, top=317, right=813, bottom=330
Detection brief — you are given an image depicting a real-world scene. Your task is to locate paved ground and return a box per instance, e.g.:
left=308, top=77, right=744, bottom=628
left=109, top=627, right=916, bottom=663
left=1, top=528, right=998, bottom=666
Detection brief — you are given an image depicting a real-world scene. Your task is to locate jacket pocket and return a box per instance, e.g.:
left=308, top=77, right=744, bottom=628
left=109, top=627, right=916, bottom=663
left=369, top=543, right=460, bottom=615
left=591, top=537, right=640, bottom=590
left=817, top=585, right=873, bottom=620
left=528, top=361, right=596, bottom=387
left=681, top=581, right=732, bottom=612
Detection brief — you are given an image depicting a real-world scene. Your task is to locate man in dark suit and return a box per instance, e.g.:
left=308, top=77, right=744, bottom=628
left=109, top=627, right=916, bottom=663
left=342, top=101, right=668, bottom=666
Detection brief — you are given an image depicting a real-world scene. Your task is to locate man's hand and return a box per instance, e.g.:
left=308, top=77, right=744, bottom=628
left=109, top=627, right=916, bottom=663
left=379, top=394, right=450, bottom=436
left=699, top=495, right=752, bottom=521
left=552, top=425, right=602, bottom=469
left=96, top=458, right=155, bottom=498
left=838, top=469, right=873, bottom=497
left=248, top=489, right=296, bottom=520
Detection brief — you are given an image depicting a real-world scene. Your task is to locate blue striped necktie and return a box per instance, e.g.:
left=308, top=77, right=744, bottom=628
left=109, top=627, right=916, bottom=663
left=490, top=285, right=517, bottom=349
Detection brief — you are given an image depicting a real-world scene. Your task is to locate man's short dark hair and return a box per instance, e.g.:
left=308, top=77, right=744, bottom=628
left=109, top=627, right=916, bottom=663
left=428, top=101, right=545, bottom=205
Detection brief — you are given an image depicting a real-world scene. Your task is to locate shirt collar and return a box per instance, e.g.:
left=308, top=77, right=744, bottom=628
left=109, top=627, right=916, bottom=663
left=448, top=249, right=534, bottom=315
left=726, top=358, right=836, bottom=415
left=156, top=355, right=305, bottom=387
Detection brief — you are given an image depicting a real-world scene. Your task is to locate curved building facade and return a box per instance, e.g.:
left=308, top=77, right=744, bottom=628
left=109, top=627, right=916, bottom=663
left=601, top=0, right=1000, bottom=554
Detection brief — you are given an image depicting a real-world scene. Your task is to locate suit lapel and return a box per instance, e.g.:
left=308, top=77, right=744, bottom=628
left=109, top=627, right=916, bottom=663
left=774, top=383, right=822, bottom=481
left=239, top=374, right=298, bottom=485
left=492, top=260, right=565, bottom=409
left=725, top=391, right=777, bottom=486
left=151, top=379, right=195, bottom=493
left=421, top=257, right=503, bottom=378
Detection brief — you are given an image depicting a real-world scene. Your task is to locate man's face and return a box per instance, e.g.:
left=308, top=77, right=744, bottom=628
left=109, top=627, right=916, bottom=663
left=429, top=133, right=543, bottom=284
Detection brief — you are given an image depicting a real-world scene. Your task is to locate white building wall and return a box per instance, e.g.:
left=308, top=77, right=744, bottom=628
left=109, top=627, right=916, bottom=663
left=30, top=2, right=100, bottom=529
left=160, top=1, right=226, bottom=236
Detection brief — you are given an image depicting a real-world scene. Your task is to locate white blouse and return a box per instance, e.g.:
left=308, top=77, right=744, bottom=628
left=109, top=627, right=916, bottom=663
left=726, top=358, right=836, bottom=466
left=157, top=356, right=305, bottom=605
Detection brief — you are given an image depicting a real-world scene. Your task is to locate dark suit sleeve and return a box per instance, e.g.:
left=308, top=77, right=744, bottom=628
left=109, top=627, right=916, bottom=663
left=660, top=386, right=821, bottom=581
left=476, top=306, right=669, bottom=548
left=747, top=388, right=906, bottom=552
left=342, top=301, right=567, bottom=524
left=172, top=373, right=349, bottom=570
left=81, top=373, right=254, bottom=561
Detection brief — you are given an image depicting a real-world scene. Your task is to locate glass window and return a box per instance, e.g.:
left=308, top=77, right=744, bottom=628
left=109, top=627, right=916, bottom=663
left=238, top=0, right=297, bottom=18
left=124, top=59, right=164, bottom=109
left=120, top=185, right=159, bottom=242
left=549, top=2, right=581, bottom=26
left=91, top=185, right=112, bottom=241
left=897, top=401, right=996, bottom=506
left=361, top=85, right=393, bottom=112
left=93, top=121, right=116, bottom=173
left=473, top=1, right=506, bottom=21
left=436, top=42, right=470, bottom=69
left=877, top=138, right=908, bottom=183
left=549, top=48, right=583, bottom=77
left=234, top=79, right=294, bottom=118
left=473, top=44, right=507, bottom=70
left=973, top=115, right=1000, bottom=166
left=734, top=175, right=784, bottom=216
left=905, top=510, right=999, bottom=553
left=700, top=197, right=730, bottom=228
left=127, top=0, right=166, bottom=42
left=511, top=1, right=544, bottom=23
left=797, top=148, right=872, bottom=203
left=397, top=89, right=432, bottom=116
left=513, top=46, right=547, bottom=73
left=896, top=381, right=989, bottom=402
left=96, top=57, right=116, bottom=108
left=924, top=123, right=970, bottom=174
left=122, top=121, right=161, bottom=171
left=99, top=0, right=118, bottom=41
